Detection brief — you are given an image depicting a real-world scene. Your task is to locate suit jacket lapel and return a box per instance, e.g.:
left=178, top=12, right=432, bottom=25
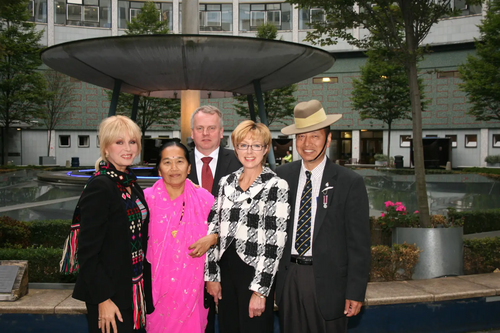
left=189, top=151, right=199, bottom=184
left=287, top=162, right=301, bottom=235
left=314, top=158, right=337, bottom=240
left=213, top=147, right=229, bottom=189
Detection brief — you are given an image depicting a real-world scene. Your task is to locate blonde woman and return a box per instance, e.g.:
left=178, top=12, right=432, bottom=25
left=204, top=120, right=290, bottom=333
left=72, top=115, right=153, bottom=333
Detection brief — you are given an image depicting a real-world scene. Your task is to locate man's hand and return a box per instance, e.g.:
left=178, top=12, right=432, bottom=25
left=344, top=299, right=363, bottom=317
left=98, top=299, right=123, bottom=333
left=206, top=281, right=222, bottom=305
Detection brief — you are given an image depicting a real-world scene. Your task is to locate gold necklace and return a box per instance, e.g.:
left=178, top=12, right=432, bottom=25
left=171, top=200, right=185, bottom=238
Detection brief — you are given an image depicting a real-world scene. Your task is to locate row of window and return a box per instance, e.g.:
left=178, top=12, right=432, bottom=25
left=59, top=135, right=95, bottom=148
left=400, top=134, right=500, bottom=149
left=28, top=0, right=482, bottom=31
left=59, top=134, right=500, bottom=149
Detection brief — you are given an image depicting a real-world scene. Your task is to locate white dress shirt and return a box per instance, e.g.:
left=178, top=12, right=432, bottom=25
left=291, top=155, right=327, bottom=257
left=194, top=147, right=219, bottom=188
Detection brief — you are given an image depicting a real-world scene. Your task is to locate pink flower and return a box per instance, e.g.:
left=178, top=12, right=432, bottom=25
left=414, top=210, right=419, bottom=214
left=381, top=213, right=385, bottom=217
left=385, top=201, right=395, bottom=208
left=396, top=205, right=406, bottom=212
left=395, top=202, right=403, bottom=207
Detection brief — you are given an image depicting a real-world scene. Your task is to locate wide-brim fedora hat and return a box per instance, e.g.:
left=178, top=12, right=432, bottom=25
left=281, top=100, right=342, bottom=136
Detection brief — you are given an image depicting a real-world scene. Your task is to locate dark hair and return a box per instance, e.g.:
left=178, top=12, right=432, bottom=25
left=156, top=139, right=190, bottom=173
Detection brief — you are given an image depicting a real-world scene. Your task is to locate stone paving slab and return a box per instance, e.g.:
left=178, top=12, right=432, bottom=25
left=365, top=281, right=433, bottom=306
left=458, top=273, right=500, bottom=294
left=0, top=289, right=72, bottom=314
left=406, top=276, right=496, bottom=302
left=55, top=294, right=86, bottom=315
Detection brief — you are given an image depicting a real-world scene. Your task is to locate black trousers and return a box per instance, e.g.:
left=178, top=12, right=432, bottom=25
left=86, top=303, right=145, bottom=333
left=204, top=288, right=216, bottom=333
left=217, top=243, right=275, bottom=333
left=278, top=263, right=348, bottom=333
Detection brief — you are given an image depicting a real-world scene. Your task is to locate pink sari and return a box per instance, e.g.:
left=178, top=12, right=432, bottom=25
left=145, top=179, right=214, bottom=333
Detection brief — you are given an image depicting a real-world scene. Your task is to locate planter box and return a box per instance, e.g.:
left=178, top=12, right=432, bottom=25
left=486, top=163, right=500, bottom=167
left=375, top=161, right=387, bottom=166
left=392, top=227, right=463, bottom=279
left=39, top=156, right=56, bottom=165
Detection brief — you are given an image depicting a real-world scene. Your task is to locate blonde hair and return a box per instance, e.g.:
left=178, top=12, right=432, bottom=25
left=95, top=115, right=142, bottom=170
left=231, top=120, right=271, bottom=165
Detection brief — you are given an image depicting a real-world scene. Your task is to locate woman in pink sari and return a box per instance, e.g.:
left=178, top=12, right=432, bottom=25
left=145, top=140, right=217, bottom=333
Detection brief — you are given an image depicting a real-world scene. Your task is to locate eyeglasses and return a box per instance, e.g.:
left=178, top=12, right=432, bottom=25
left=236, top=144, right=265, bottom=151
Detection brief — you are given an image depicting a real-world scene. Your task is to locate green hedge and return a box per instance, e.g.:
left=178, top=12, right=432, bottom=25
left=25, top=219, right=71, bottom=248
left=0, top=216, right=30, bottom=248
left=0, top=247, right=77, bottom=283
left=447, top=208, right=500, bottom=234
left=464, top=237, right=500, bottom=275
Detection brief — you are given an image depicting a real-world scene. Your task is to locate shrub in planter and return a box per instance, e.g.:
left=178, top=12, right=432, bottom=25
left=369, top=243, right=420, bottom=282
left=0, top=247, right=77, bottom=283
left=464, top=237, right=500, bottom=275
left=447, top=208, right=500, bottom=234
left=26, top=219, right=71, bottom=248
left=0, top=216, right=30, bottom=248
left=484, top=155, right=500, bottom=164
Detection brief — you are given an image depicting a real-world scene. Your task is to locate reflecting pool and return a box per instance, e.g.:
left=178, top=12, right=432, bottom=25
left=0, top=169, right=499, bottom=222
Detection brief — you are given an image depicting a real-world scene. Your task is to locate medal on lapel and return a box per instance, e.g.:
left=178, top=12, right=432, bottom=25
left=322, top=182, right=334, bottom=208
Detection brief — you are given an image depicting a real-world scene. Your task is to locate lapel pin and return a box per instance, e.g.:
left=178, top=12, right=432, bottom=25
left=322, top=184, right=334, bottom=208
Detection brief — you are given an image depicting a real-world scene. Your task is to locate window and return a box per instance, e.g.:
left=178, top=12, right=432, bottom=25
left=312, top=77, right=338, bottom=84
left=299, top=7, right=326, bottom=29
left=465, top=134, right=477, bottom=148
left=57, top=0, right=110, bottom=27
left=240, top=3, right=291, bottom=31
left=453, top=0, right=482, bottom=15
left=199, top=4, right=232, bottom=31
left=426, top=135, right=438, bottom=137
left=493, top=134, right=500, bottom=148
left=78, top=135, right=90, bottom=148
left=29, top=0, right=47, bottom=23
left=445, top=135, right=457, bottom=148
left=400, top=135, right=411, bottom=148
left=59, top=135, right=71, bottom=148
left=437, top=71, right=460, bottom=78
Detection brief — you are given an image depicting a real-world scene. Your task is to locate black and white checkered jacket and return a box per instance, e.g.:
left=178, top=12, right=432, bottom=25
left=204, top=166, right=290, bottom=297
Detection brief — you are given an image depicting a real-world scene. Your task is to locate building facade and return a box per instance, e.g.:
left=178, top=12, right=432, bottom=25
left=6, top=0, right=500, bottom=167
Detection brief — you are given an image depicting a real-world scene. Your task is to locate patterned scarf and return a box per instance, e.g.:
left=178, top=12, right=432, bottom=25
left=95, top=161, right=146, bottom=329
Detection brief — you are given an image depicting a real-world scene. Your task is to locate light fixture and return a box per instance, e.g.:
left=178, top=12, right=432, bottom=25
left=360, top=129, right=367, bottom=132
left=322, top=77, right=331, bottom=82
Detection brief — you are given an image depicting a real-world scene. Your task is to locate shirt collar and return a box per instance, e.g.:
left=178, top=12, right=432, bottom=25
left=300, top=155, right=327, bottom=179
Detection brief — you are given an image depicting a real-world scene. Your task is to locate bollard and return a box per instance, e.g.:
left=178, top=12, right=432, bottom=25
left=446, top=161, right=452, bottom=171
left=66, top=160, right=71, bottom=168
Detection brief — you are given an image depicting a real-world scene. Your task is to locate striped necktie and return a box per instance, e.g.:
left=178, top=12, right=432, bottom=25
left=295, top=171, right=312, bottom=256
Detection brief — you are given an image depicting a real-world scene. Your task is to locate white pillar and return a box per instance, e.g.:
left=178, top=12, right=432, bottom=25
left=480, top=128, right=489, bottom=167
left=233, top=0, right=238, bottom=35
left=292, top=5, right=299, bottom=43
left=111, top=0, right=118, bottom=36
left=47, top=0, right=54, bottom=46
left=173, top=0, right=180, bottom=34
left=352, top=130, right=360, bottom=162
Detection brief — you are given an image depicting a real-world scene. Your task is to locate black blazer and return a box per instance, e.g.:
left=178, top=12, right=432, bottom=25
left=276, top=158, right=371, bottom=320
left=73, top=175, right=153, bottom=313
left=188, top=146, right=242, bottom=196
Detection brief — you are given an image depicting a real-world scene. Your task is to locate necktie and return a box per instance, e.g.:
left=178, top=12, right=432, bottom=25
left=295, top=171, right=312, bottom=256
left=201, top=157, right=214, bottom=192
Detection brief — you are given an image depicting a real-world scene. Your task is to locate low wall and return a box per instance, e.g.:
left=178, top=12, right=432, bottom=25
left=1, top=274, right=499, bottom=333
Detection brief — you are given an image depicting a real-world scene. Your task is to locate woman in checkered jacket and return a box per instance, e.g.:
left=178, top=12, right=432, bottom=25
left=204, top=120, right=290, bottom=333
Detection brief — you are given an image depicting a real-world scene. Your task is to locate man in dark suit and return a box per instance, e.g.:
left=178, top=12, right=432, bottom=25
left=276, top=100, right=371, bottom=333
left=187, top=105, right=241, bottom=333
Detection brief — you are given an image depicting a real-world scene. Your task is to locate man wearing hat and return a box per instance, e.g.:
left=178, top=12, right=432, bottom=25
left=275, top=100, right=370, bottom=333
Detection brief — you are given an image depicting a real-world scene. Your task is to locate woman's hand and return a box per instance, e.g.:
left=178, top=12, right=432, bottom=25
left=188, top=234, right=217, bottom=258
left=248, top=292, right=266, bottom=318
left=206, top=281, right=222, bottom=305
left=98, top=299, right=122, bottom=333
